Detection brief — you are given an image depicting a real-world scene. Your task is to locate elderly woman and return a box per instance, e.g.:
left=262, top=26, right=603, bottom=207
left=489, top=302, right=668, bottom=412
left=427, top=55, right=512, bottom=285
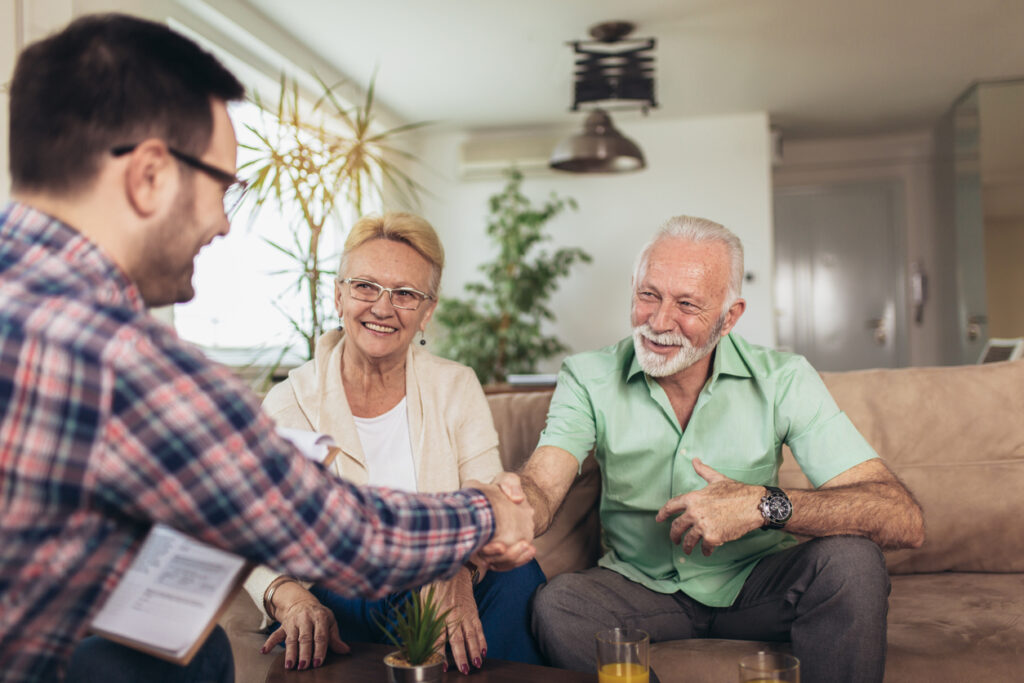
left=244, top=212, right=544, bottom=675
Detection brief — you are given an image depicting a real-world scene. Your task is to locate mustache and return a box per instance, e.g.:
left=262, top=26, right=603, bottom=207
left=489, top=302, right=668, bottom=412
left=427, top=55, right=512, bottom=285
left=634, top=324, right=691, bottom=348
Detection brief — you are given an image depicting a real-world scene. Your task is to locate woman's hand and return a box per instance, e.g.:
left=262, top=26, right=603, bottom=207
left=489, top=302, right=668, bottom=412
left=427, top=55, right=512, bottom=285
left=260, top=581, right=349, bottom=671
left=432, top=568, right=485, bottom=675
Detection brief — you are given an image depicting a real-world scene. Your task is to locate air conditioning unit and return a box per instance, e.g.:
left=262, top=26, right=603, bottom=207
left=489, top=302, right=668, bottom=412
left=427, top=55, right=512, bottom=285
left=458, top=134, right=562, bottom=180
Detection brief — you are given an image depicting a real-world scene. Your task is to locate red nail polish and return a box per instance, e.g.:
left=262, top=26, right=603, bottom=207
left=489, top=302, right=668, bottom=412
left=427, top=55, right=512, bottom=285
left=285, top=660, right=293, bottom=669
left=481, top=648, right=487, bottom=658
left=473, top=656, right=482, bottom=668
left=442, top=662, right=448, bottom=673
left=299, top=660, right=307, bottom=670
left=313, top=658, right=321, bottom=667
left=259, top=646, right=266, bottom=654
left=461, top=663, right=469, bottom=675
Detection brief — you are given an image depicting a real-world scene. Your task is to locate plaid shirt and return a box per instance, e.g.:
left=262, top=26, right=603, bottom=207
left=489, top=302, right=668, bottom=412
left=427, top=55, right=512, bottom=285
left=0, top=201, right=495, bottom=681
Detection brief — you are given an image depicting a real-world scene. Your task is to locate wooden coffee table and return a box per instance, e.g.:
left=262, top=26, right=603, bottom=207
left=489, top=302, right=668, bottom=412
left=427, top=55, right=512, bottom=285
left=264, top=642, right=597, bottom=681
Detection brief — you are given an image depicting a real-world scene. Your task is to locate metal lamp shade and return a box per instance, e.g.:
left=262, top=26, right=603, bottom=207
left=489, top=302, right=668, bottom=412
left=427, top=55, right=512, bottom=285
left=549, top=109, right=645, bottom=173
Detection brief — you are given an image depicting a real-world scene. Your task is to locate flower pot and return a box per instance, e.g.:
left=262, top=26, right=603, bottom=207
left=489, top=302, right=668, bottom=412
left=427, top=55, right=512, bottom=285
left=383, top=651, right=445, bottom=683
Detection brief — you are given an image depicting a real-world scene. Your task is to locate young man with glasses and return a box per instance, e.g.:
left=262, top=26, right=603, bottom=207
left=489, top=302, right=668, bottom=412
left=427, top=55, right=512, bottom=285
left=0, top=14, right=535, bottom=682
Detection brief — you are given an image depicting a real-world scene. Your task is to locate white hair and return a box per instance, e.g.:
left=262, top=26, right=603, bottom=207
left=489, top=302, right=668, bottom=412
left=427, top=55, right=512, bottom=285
left=632, top=215, right=744, bottom=312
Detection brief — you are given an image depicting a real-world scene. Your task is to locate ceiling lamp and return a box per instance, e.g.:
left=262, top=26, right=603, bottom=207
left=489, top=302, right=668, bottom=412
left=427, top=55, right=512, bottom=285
left=549, top=109, right=645, bottom=172
left=549, top=21, right=657, bottom=174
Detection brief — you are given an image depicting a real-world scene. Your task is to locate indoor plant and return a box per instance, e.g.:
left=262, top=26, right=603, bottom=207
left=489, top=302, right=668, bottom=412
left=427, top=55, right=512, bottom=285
left=239, top=75, right=428, bottom=360
left=435, top=168, right=591, bottom=384
left=376, top=586, right=451, bottom=683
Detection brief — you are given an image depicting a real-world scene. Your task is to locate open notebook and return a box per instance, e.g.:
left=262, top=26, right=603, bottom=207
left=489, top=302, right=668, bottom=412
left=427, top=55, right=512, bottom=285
left=88, top=428, right=336, bottom=664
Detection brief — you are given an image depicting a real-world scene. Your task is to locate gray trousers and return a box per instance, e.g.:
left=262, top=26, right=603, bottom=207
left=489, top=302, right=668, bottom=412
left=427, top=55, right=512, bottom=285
left=532, top=536, right=890, bottom=683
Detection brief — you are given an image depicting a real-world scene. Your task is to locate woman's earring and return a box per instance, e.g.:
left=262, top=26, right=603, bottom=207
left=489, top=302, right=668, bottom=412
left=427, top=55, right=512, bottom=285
left=419, top=331, right=426, bottom=346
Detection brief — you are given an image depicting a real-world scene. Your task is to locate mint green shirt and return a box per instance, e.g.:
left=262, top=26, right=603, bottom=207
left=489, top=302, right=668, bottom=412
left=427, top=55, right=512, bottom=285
left=537, top=333, right=878, bottom=607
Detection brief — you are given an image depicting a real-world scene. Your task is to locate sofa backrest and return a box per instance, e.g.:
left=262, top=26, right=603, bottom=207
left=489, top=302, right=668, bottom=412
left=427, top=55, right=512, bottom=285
left=782, top=359, right=1024, bottom=574
left=486, top=359, right=1024, bottom=579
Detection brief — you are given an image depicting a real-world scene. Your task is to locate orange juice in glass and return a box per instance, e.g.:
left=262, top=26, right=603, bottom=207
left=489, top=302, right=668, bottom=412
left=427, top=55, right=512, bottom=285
left=596, top=628, right=649, bottom=683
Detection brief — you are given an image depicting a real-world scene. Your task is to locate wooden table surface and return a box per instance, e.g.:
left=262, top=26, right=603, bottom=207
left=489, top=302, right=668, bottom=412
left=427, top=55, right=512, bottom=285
left=264, top=642, right=597, bottom=682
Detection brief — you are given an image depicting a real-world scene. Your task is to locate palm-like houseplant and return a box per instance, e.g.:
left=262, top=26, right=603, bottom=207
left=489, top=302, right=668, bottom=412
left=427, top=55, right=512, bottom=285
left=240, top=75, right=428, bottom=360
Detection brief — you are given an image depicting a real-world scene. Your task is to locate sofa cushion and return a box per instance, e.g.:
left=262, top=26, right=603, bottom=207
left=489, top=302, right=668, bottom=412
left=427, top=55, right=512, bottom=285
left=883, top=572, right=1024, bottom=682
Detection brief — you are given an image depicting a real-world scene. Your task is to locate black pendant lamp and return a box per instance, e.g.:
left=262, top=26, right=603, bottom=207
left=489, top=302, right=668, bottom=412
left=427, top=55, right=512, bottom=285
left=549, top=21, right=656, bottom=174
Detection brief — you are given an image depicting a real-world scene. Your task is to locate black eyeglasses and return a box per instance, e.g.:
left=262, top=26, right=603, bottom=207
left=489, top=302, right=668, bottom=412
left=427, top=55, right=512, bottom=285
left=341, top=278, right=434, bottom=310
left=111, top=143, right=247, bottom=214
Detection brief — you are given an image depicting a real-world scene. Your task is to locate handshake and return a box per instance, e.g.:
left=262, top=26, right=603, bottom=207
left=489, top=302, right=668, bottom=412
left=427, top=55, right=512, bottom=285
left=465, top=473, right=536, bottom=572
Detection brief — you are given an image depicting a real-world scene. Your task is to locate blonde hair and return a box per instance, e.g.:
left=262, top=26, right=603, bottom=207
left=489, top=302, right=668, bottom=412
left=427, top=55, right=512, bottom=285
left=338, top=212, right=445, bottom=296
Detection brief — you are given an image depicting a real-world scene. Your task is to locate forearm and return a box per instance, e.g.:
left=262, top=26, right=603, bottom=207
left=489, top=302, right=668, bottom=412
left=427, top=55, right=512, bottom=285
left=284, top=484, right=496, bottom=599
left=786, top=480, right=924, bottom=550
left=519, top=474, right=558, bottom=536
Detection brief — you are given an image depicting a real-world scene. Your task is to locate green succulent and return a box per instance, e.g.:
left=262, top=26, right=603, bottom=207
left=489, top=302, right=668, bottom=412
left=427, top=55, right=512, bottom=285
left=375, top=586, right=452, bottom=666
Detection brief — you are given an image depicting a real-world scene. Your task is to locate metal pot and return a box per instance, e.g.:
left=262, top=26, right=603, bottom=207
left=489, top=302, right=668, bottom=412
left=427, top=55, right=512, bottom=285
left=383, top=651, right=445, bottom=683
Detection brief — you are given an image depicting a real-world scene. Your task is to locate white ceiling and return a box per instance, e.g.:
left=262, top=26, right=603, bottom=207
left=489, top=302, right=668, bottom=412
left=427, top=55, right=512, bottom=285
left=240, top=0, right=1024, bottom=138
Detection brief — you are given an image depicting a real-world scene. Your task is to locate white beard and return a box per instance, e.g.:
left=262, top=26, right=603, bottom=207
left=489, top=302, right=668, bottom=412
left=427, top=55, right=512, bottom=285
left=632, top=316, right=725, bottom=378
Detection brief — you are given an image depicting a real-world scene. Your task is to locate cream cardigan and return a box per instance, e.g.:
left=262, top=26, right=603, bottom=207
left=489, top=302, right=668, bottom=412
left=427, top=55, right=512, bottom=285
left=243, top=329, right=503, bottom=622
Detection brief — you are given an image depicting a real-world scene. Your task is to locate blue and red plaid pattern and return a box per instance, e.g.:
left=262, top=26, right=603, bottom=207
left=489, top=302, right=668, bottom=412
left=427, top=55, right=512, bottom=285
left=0, top=201, right=495, bottom=681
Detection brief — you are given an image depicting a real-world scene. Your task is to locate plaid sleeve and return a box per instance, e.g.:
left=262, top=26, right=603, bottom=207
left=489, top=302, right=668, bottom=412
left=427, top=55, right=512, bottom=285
left=93, top=322, right=494, bottom=598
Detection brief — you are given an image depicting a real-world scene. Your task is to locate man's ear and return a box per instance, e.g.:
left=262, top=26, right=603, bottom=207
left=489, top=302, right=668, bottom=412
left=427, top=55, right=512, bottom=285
left=122, top=140, right=178, bottom=217
left=720, top=298, right=746, bottom=336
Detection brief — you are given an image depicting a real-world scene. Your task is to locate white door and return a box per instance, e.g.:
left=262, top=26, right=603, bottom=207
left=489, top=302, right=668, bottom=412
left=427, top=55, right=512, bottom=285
left=774, top=181, right=906, bottom=371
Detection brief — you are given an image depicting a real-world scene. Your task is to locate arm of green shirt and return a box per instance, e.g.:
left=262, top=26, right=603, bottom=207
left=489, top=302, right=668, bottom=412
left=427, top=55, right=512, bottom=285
left=774, top=356, right=879, bottom=488
left=536, top=359, right=597, bottom=471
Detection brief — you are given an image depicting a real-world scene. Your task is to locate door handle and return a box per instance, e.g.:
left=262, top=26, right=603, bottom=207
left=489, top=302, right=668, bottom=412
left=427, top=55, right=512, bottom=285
left=866, top=317, right=887, bottom=345
left=966, top=315, right=987, bottom=342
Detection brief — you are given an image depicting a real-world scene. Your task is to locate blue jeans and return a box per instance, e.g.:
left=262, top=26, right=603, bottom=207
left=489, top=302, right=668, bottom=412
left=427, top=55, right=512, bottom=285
left=307, top=559, right=545, bottom=664
left=67, top=625, right=233, bottom=683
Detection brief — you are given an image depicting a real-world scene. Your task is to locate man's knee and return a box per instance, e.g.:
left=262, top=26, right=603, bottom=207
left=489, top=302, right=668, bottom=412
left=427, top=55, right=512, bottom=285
left=532, top=573, right=582, bottom=630
left=808, top=536, right=890, bottom=611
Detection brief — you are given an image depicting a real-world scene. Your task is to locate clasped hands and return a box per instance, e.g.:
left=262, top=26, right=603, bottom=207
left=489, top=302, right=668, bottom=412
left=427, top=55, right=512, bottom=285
left=655, top=457, right=766, bottom=556
left=464, top=479, right=536, bottom=572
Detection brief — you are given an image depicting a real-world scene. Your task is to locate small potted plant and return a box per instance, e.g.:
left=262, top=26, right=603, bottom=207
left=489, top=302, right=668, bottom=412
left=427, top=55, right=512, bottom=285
left=376, top=586, right=451, bottom=682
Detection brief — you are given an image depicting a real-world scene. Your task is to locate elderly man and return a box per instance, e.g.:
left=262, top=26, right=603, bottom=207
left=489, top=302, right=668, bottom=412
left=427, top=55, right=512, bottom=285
left=493, top=216, right=924, bottom=682
left=0, top=14, right=533, bottom=683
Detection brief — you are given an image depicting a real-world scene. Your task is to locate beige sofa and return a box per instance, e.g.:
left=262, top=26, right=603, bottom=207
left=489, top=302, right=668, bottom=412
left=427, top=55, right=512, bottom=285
left=221, top=359, right=1024, bottom=681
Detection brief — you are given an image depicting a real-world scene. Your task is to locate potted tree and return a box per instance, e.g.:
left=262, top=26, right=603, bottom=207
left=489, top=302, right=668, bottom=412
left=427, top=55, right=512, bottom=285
left=376, top=586, right=451, bottom=683
left=435, top=168, right=591, bottom=385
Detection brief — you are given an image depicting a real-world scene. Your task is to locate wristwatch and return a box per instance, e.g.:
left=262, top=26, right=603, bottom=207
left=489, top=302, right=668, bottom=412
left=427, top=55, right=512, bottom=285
left=759, top=486, right=792, bottom=530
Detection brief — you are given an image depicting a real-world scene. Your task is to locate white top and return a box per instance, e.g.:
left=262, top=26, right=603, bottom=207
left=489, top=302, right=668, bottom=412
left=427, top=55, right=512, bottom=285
left=353, top=397, right=418, bottom=492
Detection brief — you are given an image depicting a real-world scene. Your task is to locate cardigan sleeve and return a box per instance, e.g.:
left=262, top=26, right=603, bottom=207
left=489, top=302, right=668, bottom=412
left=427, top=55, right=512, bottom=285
left=448, top=366, right=504, bottom=485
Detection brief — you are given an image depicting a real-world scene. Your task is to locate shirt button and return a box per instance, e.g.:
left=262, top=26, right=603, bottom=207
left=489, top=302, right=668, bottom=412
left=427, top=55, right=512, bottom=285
left=677, top=556, right=686, bottom=564
left=680, top=448, right=687, bottom=455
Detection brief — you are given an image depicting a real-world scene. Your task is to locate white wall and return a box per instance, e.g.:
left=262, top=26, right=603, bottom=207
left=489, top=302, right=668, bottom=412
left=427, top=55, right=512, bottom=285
left=412, top=112, right=776, bottom=372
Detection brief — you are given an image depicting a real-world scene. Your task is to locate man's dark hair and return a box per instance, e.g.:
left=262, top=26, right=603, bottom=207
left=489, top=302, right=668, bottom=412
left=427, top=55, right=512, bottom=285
left=8, top=13, right=245, bottom=194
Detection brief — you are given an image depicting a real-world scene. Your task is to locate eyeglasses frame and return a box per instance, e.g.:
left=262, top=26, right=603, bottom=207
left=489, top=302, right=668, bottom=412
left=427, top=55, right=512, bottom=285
left=339, top=277, right=435, bottom=311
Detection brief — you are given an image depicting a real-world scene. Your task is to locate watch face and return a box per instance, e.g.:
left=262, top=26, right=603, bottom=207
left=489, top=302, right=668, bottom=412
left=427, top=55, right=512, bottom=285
left=766, top=494, right=792, bottom=521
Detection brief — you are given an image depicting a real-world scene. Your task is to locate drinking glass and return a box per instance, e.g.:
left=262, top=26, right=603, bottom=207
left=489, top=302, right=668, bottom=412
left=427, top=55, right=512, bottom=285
left=738, top=651, right=800, bottom=682
left=595, top=627, right=649, bottom=683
